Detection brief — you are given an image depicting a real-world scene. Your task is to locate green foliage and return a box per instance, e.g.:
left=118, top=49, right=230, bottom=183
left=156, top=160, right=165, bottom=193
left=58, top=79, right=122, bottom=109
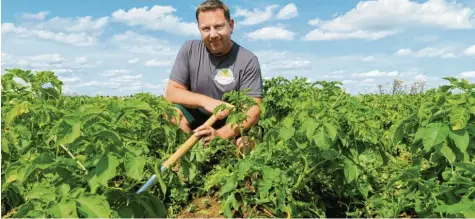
left=2, top=69, right=474, bottom=218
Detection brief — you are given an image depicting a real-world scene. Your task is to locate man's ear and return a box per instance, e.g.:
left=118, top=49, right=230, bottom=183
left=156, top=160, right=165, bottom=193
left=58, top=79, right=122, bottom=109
left=229, top=18, right=234, bottom=33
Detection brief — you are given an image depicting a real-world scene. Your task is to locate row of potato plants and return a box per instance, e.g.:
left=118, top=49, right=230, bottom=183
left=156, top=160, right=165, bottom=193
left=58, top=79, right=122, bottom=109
left=1, top=68, right=474, bottom=218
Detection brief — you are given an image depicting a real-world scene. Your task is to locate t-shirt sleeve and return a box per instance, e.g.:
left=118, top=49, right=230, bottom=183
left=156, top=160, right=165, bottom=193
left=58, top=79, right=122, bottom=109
left=169, top=41, right=191, bottom=87
left=240, top=56, right=263, bottom=98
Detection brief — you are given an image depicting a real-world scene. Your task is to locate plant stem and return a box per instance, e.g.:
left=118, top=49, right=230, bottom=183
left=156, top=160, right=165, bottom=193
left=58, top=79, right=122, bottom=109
left=60, top=144, right=87, bottom=173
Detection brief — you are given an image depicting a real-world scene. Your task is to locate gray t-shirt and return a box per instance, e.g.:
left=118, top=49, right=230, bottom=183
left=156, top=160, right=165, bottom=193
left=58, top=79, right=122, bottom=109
left=169, top=39, right=263, bottom=114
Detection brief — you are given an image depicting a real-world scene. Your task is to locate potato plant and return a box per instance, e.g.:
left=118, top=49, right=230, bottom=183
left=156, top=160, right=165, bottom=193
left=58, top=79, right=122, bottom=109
left=1, top=68, right=474, bottom=218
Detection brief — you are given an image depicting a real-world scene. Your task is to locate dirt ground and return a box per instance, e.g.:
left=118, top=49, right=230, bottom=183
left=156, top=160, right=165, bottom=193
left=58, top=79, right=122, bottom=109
left=177, top=196, right=224, bottom=218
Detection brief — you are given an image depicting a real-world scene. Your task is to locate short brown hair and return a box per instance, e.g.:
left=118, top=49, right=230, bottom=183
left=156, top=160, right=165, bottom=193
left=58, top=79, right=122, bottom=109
left=196, top=0, right=231, bottom=23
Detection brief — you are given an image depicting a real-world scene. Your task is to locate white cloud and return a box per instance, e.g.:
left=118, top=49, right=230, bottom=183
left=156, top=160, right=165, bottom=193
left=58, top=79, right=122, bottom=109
left=111, top=31, right=177, bottom=55
left=304, top=29, right=397, bottom=41
left=255, top=50, right=311, bottom=77
left=102, top=69, right=130, bottom=76
left=234, top=4, right=279, bottom=25
left=415, top=47, right=456, bottom=58
left=75, top=56, right=88, bottom=64
left=1, top=53, right=100, bottom=76
left=145, top=59, right=173, bottom=67
left=361, top=78, right=375, bottom=84
left=460, top=71, right=475, bottom=78
left=58, top=76, right=81, bottom=83
left=362, top=56, right=375, bottom=62
left=304, top=0, right=475, bottom=41
left=2, top=23, right=97, bottom=46
left=333, top=70, right=346, bottom=74
left=22, top=11, right=49, bottom=20
left=396, top=48, right=412, bottom=56
left=78, top=73, right=166, bottom=93
left=110, top=74, right=143, bottom=83
left=322, top=74, right=345, bottom=79
left=246, top=27, right=295, bottom=41
left=276, top=3, right=298, bottom=20
left=51, top=69, right=74, bottom=74
left=128, top=58, right=139, bottom=64
left=111, top=5, right=198, bottom=36
left=395, top=47, right=458, bottom=58
left=414, top=74, right=428, bottom=81
left=78, top=81, right=121, bottom=88
left=30, top=53, right=65, bottom=64
left=3, top=15, right=108, bottom=46
left=463, top=44, right=475, bottom=56
left=308, top=18, right=322, bottom=26
left=352, top=70, right=399, bottom=78
left=342, top=80, right=357, bottom=84
left=36, top=16, right=109, bottom=33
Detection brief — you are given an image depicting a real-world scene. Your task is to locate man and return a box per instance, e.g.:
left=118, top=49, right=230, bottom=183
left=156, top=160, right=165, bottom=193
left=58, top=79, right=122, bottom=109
left=165, top=0, right=263, bottom=152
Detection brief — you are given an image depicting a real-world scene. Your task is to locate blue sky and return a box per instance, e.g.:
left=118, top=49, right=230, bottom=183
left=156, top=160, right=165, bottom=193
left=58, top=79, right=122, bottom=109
left=2, top=0, right=475, bottom=96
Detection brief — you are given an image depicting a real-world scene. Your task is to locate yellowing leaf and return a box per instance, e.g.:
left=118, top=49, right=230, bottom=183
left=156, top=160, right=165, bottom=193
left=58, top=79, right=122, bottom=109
left=450, top=107, right=470, bottom=130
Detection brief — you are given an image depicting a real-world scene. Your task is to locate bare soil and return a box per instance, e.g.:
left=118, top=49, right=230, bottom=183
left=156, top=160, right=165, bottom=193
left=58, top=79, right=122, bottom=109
left=177, top=196, right=224, bottom=218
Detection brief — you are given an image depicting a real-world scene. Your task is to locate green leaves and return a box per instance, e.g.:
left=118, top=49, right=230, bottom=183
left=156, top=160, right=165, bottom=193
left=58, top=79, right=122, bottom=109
left=86, top=155, right=120, bottom=193
left=439, top=143, right=456, bottom=164
left=94, top=130, right=122, bottom=146
left=420, top=123, right=450, bottom=152
left=25, top=186, right=56, bottom=202
left=219, top=176, right=237, bottom=196
left=137, top=193, right=167, bottom=218
left=5, top=100, right=30, bottom=125
left=2, top=69, right=474, bottom=219
left=279, top=127, right=295, bottom=141
left=76, top=194, right=111, bottom=218
left=57, top=122, right=81, bottom=145
left=302, top=118, right=318, bottom=141
left=124, top=152, right=146, bottom=181
left=343, top=158, right=358, bottom=183
left=314, top=128, right=331, bottom=150
left=448, top=129, right=469, bottom=153
left=47, top=199, right=78, bottom=218
left=434, top=198, right=475, bottom=218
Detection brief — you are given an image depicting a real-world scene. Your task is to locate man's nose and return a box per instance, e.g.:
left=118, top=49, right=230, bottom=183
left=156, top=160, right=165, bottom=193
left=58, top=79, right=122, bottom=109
left=210, top=29, right=219, bottom=39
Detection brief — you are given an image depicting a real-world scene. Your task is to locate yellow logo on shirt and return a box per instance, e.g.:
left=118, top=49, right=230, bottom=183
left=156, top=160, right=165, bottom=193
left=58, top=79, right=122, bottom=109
left=214, top=68, right=235, bottom=85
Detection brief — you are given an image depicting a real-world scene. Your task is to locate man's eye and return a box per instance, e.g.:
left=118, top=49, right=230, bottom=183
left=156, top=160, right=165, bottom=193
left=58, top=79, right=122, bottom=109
left=202, top=27, right=210, bottom=31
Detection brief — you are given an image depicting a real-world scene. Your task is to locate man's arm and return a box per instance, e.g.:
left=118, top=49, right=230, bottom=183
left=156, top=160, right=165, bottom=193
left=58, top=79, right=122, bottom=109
left=165, top=80, right=206, bottom=108
left=216, top=97, right=262, bottom=139
left=166, top=80, right=232, bottom=115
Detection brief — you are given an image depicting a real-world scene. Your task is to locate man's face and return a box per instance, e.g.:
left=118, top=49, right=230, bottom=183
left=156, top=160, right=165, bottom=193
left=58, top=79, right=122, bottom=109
left=198, top=9, right=234, bottom=56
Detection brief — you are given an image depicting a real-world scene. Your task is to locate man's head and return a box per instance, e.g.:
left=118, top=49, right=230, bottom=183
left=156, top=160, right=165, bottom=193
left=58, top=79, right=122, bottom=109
left=196, top=0, right=234, bottom=56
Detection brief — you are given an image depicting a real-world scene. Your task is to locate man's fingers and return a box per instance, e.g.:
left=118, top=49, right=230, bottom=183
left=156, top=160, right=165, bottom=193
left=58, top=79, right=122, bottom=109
left=194, top=129, right=212, bottom=137
left=236, top=137, right=242, bottom=148
left=193, top=125, right=208, bottom=132
left=203, top=135, right=214, bottom=142
left=216, top=111, right=226, bottom=120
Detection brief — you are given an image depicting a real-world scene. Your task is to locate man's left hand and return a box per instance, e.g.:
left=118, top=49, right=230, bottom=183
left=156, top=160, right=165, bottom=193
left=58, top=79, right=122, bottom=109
left=193, top=124, right=222, bottom=146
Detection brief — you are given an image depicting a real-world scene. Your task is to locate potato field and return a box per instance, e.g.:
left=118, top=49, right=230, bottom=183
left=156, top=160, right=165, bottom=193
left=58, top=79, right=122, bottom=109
left=1, top=68, right=474, bottom=218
